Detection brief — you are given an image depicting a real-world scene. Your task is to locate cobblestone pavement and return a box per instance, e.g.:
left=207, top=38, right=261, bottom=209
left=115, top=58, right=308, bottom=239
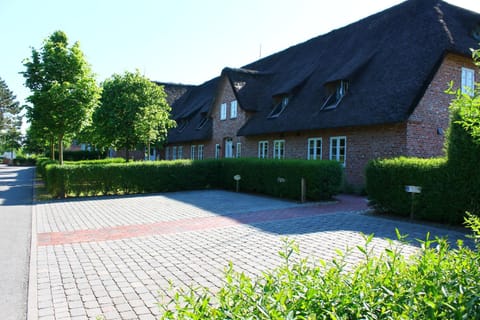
left=33, top=190, right=471, bottom=320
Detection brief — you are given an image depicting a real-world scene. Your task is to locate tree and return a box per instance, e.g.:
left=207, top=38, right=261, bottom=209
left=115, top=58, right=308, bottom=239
left=0, top=77, right=22, bottom=153
left=22, top=30, right=100, bottom=164
left=93, top=70, right=175, bottom=161
left=450, top=48, right=480, bottom=144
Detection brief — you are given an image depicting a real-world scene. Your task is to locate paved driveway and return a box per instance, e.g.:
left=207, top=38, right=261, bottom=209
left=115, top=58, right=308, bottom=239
left=32, top=190, right=471, bottom=320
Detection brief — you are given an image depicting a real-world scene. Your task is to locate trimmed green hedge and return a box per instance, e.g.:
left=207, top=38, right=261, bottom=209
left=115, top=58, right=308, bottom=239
left=42, top=158, right=342, bottom=200
left=366, top=157, right=452, bottom=222
left=45, top=150, right=106, bottom=161
left=366, top=83, right=480, bottom=225
left=12, top=156, right=37, bottom=166
left=366, top=110, right=480, bottom=224
left=36, top=157, right=58, bottom=178
left=218, top=158, right=342, bottom=200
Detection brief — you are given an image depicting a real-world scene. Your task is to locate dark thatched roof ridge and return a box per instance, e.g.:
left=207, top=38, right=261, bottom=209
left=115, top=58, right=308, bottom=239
left=163, top=0, right=480, bottom=141
left=161, top=78, right=219, bottom=143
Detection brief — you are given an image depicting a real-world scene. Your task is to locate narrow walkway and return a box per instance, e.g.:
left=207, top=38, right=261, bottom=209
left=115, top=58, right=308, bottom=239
left=0, top=165, right=34, bottom=320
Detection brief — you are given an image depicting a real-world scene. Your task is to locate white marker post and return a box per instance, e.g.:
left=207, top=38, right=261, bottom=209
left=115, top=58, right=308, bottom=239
left=233, top=175, right=241, bottom=192
left=405, top=185, right=421, bottom=220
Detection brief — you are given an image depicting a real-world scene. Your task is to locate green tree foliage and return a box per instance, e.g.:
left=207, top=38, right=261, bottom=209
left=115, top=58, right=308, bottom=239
left=451, top=48, right=480, bottom=144
left=93, top=70, right=175, bottom=161
left=22, top=30, right=100, bottom=164
left=0, top=77, right=22, bottom=153
left=23, top=122, right=51, bottom=155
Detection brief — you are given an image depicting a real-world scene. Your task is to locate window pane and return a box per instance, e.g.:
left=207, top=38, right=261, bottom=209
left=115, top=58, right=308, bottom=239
left=220, top=103, right=227, bottom=120
left=230, top=100, right=237, bottom=118
left=236, top=142, right=241, bottom=158
left=191, top=145, right=195, bottom=160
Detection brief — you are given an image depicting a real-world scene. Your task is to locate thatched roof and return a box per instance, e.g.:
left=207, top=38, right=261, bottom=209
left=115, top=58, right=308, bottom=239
left=163, top=0, right=480, bottom=142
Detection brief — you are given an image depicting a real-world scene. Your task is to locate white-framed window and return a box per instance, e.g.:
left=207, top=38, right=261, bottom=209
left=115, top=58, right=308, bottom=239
left=178, top=146, right=183, bottom=159
left=198, top=145, right=204, bottom=160
left=172, top=146, right=177, bottom=160
left=461, top=67, right=475, bottom=96
left=307, top=138, right=322, bottom=160
left=269, top=96, right=289, bottom=118
left=220, top=103, right=227, bottom=120
left=230, top=100, right=238, bottom=119
left=330, top=136, right=346, bottom=166
left=258, top=141, right=269, bottom=159
left=190, top=145, right=196, bottom=160
left=322, top=80, right=348, bottom=110
left=236, top=142, right=242, bottom=158
left=225, top=138, right=233, bottom=158
left=165, top=147, right=170, bottom=160
left=215, top=144, right=220, bottom=159
left=273, top=140, right=285, bottom=159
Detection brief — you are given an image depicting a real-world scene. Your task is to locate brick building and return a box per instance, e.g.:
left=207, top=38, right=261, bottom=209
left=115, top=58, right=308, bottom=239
left=160, top=0, right=480, bottom=187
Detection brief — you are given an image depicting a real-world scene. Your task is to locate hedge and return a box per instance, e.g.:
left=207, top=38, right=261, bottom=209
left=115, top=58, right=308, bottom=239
left=218, top=158, right=342, bottom=200
left=42, top=158, right=342, bottom=200
left=45, top=150, right=106, bottom=161
left=365, top=157, right=452, bottom=222
left=11, top=156, right=37, bottom=166
left=366, top=108, right=480, bottom=224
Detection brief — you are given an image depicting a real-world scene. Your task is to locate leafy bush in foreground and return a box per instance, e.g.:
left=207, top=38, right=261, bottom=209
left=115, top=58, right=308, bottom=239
left=160, top=215, right=480, bottom=319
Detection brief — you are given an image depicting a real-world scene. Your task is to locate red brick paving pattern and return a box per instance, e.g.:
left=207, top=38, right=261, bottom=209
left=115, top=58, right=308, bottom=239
left=37, top=195, right=368, bottom=246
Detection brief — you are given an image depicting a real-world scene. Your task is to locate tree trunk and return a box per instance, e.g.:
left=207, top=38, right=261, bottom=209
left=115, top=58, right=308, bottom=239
left=50, top=136, right=55, bottom=160
left=58, top=135, right=64, bottom=165
left=126, top=148, right=130, bottom=162
left=147, top=141, right=151, bottom=161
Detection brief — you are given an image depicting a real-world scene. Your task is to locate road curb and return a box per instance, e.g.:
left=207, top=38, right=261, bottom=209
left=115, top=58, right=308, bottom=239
left=27, top=168, right=38, bottom=320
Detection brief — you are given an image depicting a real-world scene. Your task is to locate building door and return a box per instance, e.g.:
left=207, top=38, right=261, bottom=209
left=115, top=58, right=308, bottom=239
left=225, top=138, right=233, bottom=158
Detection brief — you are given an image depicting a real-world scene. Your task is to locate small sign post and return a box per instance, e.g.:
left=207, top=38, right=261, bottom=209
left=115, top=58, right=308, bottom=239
left=405, top=185, right=421, bottom=220
left=301, top=177, right=306, bottom=203
left=233, top=175, right=241, bottom=192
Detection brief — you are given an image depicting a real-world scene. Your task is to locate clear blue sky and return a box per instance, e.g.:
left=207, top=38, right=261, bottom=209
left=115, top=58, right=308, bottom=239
left=1, top=0, right=479, bottom=109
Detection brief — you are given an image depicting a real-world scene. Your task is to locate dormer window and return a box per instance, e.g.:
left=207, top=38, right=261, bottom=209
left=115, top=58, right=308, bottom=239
left=177, top=119, right=188, bottom=132
left=322, top=80, right=348, bottom=110
left=472, top=23, right=480, bottom=41
left=268, top=96, right=289, bottom=118
left=197, top=116, right=209, bottom=130
left=234, top=81, right=246, bottom=91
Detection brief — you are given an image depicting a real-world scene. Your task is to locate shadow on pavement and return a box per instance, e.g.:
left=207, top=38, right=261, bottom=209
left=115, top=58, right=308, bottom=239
left=0, top=165, right=34, bottom=206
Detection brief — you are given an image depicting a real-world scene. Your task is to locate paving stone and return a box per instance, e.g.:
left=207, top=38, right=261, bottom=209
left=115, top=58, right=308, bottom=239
left=34, top=191, right=471, bottom=319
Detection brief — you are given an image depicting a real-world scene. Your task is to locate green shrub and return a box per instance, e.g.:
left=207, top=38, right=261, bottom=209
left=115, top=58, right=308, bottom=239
left=64, top=157, right=126, bottom=165
left=12, top=155, right=37, bottom=166
left=42, top=158, right=342, bottom=200
left=45, top=150, right=106, bottom=161
left=366, top=96, right=480, bottom=225
left=36, top=157, right=58, bottom=178
left=219, top=158, right=342, bottom=200
left=444, top=110, right=480, bottom=221
left=365, top=157, right=453, bottom=222
left=160, top=215, right=480, bottom=319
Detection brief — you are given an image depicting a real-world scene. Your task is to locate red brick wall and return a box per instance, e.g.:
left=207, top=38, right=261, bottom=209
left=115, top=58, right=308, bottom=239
left=162, top=53, right=478, bottom=187
left=406, top=53, right=478, bottom=158
left=209, top=77, right=250, bottom=158
left=239, top=124, right=406, bottom=187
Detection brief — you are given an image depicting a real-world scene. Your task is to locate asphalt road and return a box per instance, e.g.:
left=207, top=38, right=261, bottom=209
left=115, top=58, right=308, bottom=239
left=0, top=165, right=34, bottom=320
